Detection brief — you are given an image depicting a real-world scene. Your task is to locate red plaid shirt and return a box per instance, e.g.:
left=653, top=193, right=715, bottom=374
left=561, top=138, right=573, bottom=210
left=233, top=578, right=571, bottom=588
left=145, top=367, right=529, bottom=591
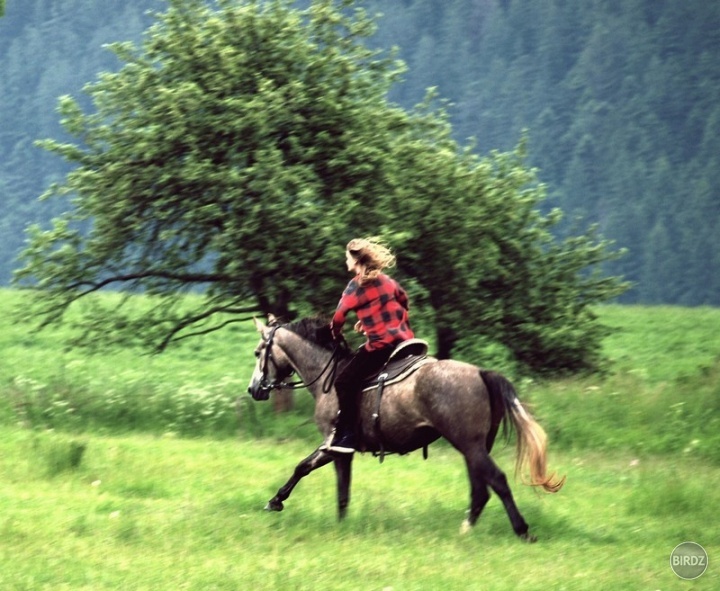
left=331, top=273, right=414, bottom=351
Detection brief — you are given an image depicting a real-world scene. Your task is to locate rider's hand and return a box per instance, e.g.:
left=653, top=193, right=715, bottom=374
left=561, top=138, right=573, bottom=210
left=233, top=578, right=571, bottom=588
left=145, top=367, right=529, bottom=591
left=354, top=320, right=364, bottom=334
left=329, top=322, right=342, bottom=341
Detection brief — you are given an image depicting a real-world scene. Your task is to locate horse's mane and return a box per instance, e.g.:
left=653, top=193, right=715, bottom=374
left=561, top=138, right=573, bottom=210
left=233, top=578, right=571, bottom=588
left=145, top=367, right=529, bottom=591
left=283, top=317, right=337, bottom=351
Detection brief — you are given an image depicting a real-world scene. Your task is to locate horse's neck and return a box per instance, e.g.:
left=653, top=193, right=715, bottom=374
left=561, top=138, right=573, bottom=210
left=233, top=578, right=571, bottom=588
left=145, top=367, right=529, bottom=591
left=277, top=330, right=333, bottom=397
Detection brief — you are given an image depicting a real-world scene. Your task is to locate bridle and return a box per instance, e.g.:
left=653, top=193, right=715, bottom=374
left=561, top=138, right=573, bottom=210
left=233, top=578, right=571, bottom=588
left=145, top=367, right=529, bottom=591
left=252, top=324, right=344, bottom=401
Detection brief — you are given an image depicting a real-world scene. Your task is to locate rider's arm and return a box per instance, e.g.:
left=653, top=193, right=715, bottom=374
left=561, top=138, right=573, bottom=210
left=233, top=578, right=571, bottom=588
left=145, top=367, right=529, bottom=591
left=330, top=279, right=360, bottom=338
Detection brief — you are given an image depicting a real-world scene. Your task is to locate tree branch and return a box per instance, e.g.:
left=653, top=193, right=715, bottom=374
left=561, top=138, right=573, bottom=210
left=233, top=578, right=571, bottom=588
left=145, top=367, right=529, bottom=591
left=67, top=270, right=235, bottom=295
left=156, top=302, right=260, bottom=352
left=162, top=316, right=257, bottom=349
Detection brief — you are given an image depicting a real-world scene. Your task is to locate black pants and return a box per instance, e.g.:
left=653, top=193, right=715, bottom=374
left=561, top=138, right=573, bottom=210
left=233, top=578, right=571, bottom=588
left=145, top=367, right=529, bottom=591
left=334, top=345, right=393, bottom=430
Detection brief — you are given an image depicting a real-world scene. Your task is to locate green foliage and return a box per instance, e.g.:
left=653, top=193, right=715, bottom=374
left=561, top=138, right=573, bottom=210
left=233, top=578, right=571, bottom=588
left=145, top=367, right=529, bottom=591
left=15, top=0, right=411, bottom=347
left=369, top=0, right=720, bottom=305
left=0, top=0, right=153, bottom=285
left=3, top=0, right=720, bottom=309
left=385, top=120, right=627, bottom=372
left=14, top=0, right=623, bottom=374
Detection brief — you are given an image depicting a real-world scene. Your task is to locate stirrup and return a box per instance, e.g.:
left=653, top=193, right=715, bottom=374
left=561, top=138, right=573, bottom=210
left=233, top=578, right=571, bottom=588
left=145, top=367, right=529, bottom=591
left=327, top=432, right=356, bottom=454
left=328, top=442, right=355, bottom=454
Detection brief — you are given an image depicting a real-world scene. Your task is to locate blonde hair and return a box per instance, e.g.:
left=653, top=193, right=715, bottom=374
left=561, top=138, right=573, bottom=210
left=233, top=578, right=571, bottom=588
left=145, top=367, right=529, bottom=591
left=347, top=237, right=396, bottom=285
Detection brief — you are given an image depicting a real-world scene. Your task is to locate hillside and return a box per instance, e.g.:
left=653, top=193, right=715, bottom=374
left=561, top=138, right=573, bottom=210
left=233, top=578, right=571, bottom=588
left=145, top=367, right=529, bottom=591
left=1, top=0, right=719, bottom=304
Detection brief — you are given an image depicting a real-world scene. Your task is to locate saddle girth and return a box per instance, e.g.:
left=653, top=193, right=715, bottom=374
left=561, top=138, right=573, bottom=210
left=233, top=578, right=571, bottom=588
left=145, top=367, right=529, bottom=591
left=364, top=339, right=435, bottom=463
left=372, top=373, right=389, bottom=463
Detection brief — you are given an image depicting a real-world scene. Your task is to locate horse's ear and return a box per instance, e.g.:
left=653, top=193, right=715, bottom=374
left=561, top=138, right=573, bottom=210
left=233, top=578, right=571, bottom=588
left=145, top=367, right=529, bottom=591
left=267, top=313, right=278, bottom=326
left=253, top=317, right=265, bottom=332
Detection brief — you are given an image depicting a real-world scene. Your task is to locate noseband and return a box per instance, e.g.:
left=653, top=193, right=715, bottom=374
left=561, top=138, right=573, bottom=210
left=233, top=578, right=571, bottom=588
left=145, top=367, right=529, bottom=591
left=253, top=324, right=342, bottom=401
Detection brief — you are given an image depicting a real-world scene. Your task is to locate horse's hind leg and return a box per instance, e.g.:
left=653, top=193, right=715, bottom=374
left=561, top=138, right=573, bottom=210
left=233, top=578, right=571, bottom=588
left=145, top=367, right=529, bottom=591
left=461, top=450, right=491, bottom=533
left=265, top=448, right=334, bottom=512
left=463, top=450, right=534, bottom=542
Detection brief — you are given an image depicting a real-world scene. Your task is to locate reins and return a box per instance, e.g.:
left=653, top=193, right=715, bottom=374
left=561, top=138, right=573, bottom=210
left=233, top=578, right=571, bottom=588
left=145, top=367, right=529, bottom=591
left=260, top=324, right=345, bottom=395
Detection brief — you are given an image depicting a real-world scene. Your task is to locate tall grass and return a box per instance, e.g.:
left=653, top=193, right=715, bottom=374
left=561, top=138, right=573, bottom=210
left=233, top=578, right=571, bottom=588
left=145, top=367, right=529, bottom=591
left=2, top=289, right=265, bottom=437
left=524, top=305, right=720, bottom=462
left=3, top=290, right=720, bottom=463
left=526, top=364, right=720, bottom=461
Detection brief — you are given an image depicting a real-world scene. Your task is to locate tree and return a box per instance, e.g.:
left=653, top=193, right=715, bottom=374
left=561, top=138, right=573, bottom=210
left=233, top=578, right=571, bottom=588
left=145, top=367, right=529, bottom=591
left=17, top=0, right=626, bottom=376
left=16, top=0, right=408, bottom=350
left=383, top=106, right=627, bottom=373
left=6, top=0, right=720, bottom=308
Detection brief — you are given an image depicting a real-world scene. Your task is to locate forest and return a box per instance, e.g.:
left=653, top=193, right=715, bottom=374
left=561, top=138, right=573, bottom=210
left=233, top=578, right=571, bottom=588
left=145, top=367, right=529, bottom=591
left=1, top=0, right=719, bottom=305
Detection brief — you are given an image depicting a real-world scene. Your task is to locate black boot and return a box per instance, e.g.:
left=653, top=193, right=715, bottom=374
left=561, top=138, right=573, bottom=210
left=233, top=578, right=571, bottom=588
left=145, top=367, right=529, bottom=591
left=327, top=412, right=356, bottom=454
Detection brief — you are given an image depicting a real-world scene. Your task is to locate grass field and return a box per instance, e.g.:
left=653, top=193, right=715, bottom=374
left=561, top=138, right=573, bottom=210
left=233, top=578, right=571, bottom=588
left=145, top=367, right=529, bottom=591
left=1, top=430, right=718, bottom=590
left=1, top=289, right=719, bottom=589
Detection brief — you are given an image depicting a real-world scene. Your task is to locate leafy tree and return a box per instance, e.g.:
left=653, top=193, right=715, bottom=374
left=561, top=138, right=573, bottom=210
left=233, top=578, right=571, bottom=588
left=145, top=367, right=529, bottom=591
left=383, top=106, right=627, bottom=373
left=17, top=0, right=626, bottom=376
left=5, top=0, right=720, bottom=309
left=15, top=0, right=412, bottom=350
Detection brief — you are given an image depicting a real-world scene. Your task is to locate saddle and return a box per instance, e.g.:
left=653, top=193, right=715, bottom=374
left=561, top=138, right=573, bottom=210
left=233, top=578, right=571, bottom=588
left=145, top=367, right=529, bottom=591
left=360, top=339, right=433, bottom=391
left=359, top=339, right=436, bottom=462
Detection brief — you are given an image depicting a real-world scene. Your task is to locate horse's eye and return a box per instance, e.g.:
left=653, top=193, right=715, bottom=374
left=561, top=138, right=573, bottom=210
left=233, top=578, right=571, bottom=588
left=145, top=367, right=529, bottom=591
left=254, top=350, right=261, bottom=359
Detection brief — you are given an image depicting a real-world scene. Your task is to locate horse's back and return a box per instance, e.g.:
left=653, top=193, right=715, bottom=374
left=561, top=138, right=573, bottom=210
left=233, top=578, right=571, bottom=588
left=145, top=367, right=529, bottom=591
left=418, top=357, right=483, bottom=386
left=414, top=359, right=494, bottom=432
left=357, top=358, right=492, bottom=454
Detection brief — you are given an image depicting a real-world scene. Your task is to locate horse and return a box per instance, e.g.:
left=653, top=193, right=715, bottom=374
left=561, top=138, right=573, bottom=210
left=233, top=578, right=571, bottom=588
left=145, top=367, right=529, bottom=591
left=246, top=316, right=565, bottom=542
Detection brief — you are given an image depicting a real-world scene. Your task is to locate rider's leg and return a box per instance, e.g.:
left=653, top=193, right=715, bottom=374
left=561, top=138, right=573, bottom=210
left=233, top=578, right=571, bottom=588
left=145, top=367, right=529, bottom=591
left=329, top=346, right=392, bottom=453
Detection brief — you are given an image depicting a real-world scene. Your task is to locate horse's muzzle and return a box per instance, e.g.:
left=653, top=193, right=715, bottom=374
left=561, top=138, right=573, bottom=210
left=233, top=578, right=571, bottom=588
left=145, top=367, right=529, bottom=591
left=248, top=382, right=271, bottom=401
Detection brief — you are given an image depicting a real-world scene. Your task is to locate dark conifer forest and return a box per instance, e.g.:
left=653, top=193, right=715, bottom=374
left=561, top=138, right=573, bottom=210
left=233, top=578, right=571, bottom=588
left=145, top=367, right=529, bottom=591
left=1, top=0, right=718, bottom=304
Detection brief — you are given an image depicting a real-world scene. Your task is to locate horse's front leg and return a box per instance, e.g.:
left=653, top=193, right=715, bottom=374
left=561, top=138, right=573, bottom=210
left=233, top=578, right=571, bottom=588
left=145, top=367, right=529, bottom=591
left=333, top=454, right=354, bottom=520
left=265, top=448, right=334, bottom=512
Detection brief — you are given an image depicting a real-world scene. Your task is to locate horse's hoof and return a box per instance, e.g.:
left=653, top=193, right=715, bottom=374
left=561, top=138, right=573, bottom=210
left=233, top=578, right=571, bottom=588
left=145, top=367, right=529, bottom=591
left=519, top=532, right=537, bottom=543
left=265, top=499, right=284, bottom=512
left=459, top=519, right=473, bottom=535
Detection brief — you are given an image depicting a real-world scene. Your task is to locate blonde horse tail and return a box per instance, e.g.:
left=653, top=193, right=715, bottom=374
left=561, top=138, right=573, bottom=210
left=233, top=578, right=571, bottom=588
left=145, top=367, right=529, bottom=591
left=481, top=370, right=565, bottom=493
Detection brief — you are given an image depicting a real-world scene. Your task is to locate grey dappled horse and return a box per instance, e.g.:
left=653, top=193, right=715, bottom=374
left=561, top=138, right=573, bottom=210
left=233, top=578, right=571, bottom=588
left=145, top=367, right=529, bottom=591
left=247, top=316, right=565, bottom=541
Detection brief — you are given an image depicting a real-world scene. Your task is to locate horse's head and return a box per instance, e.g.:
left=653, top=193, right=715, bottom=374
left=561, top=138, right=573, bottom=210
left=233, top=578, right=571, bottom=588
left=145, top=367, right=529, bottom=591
left=247, top=315, right=343, bottom=400
left=247, top=316, right=296, bottom=401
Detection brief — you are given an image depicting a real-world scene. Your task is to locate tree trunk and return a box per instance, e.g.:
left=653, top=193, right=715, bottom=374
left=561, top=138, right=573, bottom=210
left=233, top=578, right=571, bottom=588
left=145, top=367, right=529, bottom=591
left=435, top=325, right=458, bottom=360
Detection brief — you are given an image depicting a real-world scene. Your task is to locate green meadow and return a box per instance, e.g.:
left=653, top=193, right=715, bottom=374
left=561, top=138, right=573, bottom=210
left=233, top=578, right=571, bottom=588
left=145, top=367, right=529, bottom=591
left=1, top=289, right=719, bottom=590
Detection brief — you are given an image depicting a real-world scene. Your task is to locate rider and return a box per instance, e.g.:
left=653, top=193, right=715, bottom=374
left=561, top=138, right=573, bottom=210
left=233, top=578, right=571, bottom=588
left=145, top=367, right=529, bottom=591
left=326, top=238, right=414, bottom=454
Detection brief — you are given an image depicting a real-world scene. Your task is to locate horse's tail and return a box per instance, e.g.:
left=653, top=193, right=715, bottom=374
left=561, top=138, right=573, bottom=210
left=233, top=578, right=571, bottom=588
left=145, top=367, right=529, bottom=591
left=481, top=370, right=565, bottom=493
